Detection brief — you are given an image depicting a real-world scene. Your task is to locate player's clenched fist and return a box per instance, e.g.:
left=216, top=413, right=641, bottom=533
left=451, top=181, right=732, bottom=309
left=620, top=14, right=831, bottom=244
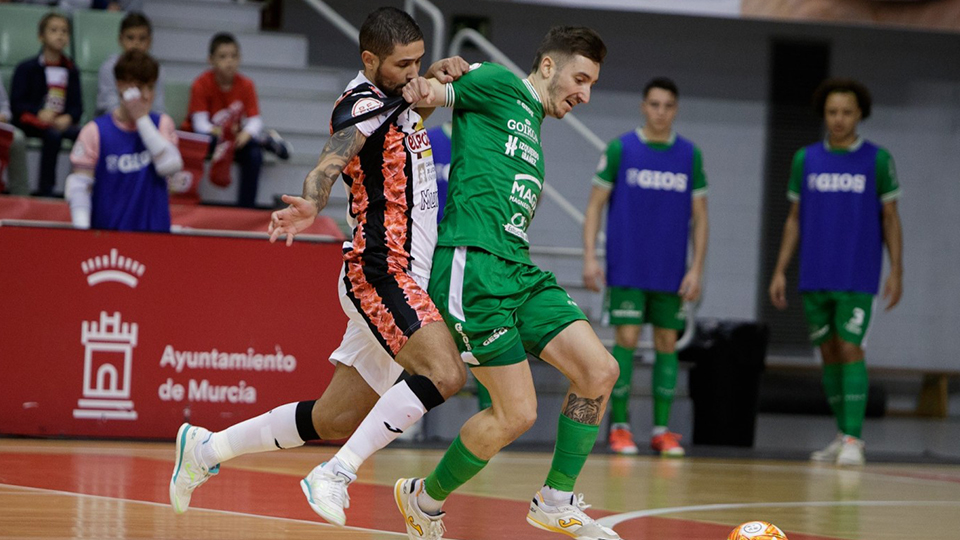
left=402, top=77, right=435, bottom=106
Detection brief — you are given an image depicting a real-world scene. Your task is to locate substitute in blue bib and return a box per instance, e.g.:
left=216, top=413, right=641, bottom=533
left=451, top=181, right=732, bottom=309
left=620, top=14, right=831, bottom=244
left=583, top=77, right=709, bottom=457
left=768, top=78, right=904, bottom=467
left=66, top=50, right=183, bottom=232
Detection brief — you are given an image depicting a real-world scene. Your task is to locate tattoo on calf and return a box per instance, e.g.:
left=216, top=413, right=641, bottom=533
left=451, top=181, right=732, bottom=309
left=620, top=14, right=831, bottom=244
left=563, top=393, right=604, bottom=424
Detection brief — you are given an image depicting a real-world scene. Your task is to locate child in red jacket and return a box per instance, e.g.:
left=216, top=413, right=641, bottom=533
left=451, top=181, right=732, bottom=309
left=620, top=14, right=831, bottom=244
left=183, top=32, right=290, bottom=208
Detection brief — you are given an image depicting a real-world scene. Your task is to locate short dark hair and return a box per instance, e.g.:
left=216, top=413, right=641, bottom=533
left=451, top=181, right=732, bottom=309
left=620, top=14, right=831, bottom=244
left=643, top=77, right=678, bottom=99
left=359, top=7, right=423, bottom=59
left=530, top=26, right=606, bottom=73
left=209, top=32, right=239, bottom=56
left=114, top=50, right=159, bottom=85
left=813, top=78, right=872, bottom=119
left=120, top=12, right=152, bottom=36
left=38, top=12, right=69, bottom=36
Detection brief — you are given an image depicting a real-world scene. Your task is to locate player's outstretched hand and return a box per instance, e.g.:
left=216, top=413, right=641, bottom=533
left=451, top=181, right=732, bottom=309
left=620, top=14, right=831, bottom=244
left=426, top=56, right=470, bottom=83
left=882, top=272, right=902, bottom=311
left=678, top=269, right=702, bottom=302
left=769, top=272, right=788, bottom=310
left=268, top=194, right=318, bottom=246
left=402, top=77, right=435, bottom=106
left=582, top=257, right=605, bottom=292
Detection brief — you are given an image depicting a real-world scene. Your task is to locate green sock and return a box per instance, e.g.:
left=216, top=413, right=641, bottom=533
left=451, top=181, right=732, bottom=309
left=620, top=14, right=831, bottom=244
left=821, top=363, right=845, bottom=433
left=423, top=435, right=488, bottom=501
left=476, top=380, right=492, bottom=411
left=610, top=345, right=635, bottom=425
left=545, top=414, right=600, bottom=491
left=841, top=360, right=868, bottom=439
left=652, top=351, right=678, bottom=428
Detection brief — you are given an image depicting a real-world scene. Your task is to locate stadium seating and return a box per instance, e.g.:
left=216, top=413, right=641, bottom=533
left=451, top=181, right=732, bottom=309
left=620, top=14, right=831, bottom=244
left=164, top=80, right=191, bottom=128
left=0, top=4, right=48, bottom=69
left=71, top=9, right=124, bottom=73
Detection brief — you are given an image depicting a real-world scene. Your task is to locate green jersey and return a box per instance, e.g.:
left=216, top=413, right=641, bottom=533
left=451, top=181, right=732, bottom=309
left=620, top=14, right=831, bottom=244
left=439, top=62, right=546, bottom=265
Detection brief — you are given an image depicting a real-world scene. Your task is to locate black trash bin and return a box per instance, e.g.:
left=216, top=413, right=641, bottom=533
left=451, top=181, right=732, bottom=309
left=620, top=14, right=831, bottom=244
left=681, top=320, right=769, bottom=447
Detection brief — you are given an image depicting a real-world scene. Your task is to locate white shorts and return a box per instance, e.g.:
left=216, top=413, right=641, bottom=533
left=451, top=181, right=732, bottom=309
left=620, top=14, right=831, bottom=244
left=328, top=266, right=431, bottom=396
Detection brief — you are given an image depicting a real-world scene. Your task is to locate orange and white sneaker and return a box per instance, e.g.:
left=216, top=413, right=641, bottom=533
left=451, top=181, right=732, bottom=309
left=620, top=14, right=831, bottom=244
left=650, top=431, right=685, bottom=457
left=394, top=478, right=446, bottom=540
left=526, top=491, right=621, bottom=539
left=608, top=426, right=639, bottom=455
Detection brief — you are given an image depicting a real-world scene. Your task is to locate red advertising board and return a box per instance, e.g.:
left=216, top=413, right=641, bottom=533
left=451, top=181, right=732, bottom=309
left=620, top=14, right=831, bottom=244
left=0, top=225, right=345, bottom=439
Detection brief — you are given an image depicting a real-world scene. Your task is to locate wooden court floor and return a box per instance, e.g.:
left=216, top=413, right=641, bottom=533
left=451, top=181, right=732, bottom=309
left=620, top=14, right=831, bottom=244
left=1, top=439, right=959, bottom=539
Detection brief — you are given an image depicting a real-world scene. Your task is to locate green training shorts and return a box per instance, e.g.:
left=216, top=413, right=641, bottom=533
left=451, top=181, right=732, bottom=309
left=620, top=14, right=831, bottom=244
left=801, top=290, right=875, bottom=346
left=604, top=286, right=685, bottom=330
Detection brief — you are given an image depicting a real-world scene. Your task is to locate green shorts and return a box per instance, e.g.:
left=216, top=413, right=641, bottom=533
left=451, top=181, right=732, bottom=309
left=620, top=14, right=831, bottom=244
left=429, top=246, right=587, bottom=367
left=801, top=291, right=875, bottom=346
left=604, top=286, right=685, bottom=330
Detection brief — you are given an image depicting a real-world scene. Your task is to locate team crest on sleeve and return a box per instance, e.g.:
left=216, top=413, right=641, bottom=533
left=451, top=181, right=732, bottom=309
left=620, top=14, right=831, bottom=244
left=352, top=97, right=383, bottom=117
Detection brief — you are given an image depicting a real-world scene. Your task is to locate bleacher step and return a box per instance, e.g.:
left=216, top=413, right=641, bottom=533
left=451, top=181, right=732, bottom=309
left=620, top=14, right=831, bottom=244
left=152, top=28, right=308, bottom=70
left=145, top=0, right=262, bottom=33
left=160, top=62, right=350, bottom=95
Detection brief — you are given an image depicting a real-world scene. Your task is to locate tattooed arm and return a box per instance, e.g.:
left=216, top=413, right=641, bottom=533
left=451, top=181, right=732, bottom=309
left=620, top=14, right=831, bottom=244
left=268, top=126, right=366, bottom=246
left=562, top=393, right=605, bottom=425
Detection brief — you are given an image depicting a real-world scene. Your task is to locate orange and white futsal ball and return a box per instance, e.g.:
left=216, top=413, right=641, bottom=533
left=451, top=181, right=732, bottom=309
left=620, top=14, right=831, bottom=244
left=727, top=521, right=789, bottom=540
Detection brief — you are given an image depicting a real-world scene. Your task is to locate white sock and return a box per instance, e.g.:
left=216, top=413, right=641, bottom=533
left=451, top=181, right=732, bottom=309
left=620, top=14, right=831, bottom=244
left=610, top=422, right=631, bottom=431
left=416, top=479, right=444, bottom=515
left=540, top=485, right=573, bottom=508
left=202, top=402, right=304, bottom=468
left=333, top=380, right=427, bottom=472
left=320, top=456, right=357, bottom=482
left=652, top=425, right=668, bottom=437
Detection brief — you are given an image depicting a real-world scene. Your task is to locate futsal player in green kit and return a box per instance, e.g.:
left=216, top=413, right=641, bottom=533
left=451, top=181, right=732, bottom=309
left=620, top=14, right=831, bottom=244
left=393, top=27, right=622, bottom=540
left=583, top=77, right=708, bottom=457
left=769, top=78, right=903, bottom=466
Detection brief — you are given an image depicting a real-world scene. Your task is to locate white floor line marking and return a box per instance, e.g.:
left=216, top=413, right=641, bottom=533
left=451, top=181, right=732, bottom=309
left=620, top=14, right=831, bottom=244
left=0, top=483, right=461, bottom=539
left=597, top=499, right=960, bottom=527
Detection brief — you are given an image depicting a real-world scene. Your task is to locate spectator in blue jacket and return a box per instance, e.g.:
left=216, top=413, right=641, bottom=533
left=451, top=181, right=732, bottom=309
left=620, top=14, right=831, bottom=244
left=10, top=12, right=83, bottom=197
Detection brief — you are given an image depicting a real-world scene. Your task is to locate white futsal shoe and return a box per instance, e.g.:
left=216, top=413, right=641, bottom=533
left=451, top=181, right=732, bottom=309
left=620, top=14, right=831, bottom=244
left=810, top=432, right=845, bottom=462
left=835, top=435, right=866, bottom=466
left=526, top=491, right=621, bottom=539
left=169, top=423, right=219, bottom=513
left=395, top=478, right=446, bottom=540
left=301, top=462, right=356, bottom=526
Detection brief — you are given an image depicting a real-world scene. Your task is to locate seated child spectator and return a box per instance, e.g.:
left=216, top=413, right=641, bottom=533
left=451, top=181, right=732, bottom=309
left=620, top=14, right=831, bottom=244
left=96, top=12, right=165, bottom=117
left=66, top=50, right=182, bottom=232
left=183, top=32, right=291, bottom=208
left=10, top=12, right=82, bottom=197
left=0, top=78, right=29, bottom=195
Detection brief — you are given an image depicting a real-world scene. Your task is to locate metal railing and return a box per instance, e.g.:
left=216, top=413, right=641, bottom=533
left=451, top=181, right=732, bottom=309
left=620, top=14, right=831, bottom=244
left=300, top=0, right=444, bottom=65
left=404, top=0, right=445, bottom=66
left=301, top=0, right=359, bottom=46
